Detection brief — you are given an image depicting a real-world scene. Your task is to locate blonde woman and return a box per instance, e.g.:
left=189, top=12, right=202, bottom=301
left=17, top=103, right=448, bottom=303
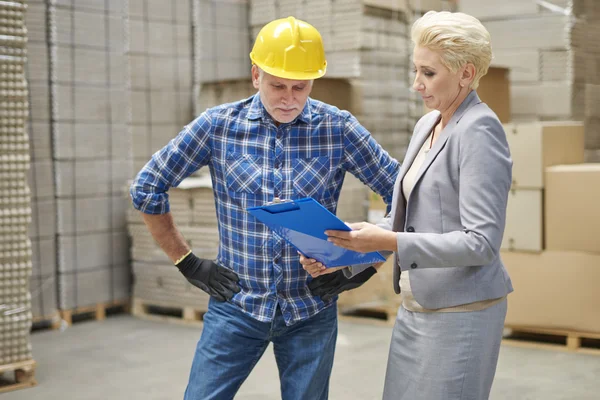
left=302, top=11, right=513, bottom=399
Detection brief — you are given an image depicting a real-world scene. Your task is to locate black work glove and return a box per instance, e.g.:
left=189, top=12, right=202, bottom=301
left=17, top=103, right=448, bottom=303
left=308, top=266, right=377, bottom=302
left=176, top=252, right=240, bottom=302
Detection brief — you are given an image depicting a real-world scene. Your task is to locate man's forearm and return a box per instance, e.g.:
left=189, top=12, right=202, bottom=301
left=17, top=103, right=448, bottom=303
left=141, top=212, right=190, bottom=264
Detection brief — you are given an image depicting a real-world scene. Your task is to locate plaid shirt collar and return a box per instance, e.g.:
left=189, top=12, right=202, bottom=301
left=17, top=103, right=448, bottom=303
left=246, top=93, right=312, bottom=125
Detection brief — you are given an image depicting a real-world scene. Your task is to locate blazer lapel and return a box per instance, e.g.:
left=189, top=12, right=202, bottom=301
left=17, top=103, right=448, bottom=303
left=398, top=111, right=441, bottom=183
left=390, top=112, right=440, bottom=230
left=411, top=91, right=483, bottom=190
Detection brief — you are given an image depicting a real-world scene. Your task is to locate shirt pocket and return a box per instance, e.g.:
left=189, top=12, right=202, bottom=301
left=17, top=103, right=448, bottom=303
left=226, top=153, right=263, bottom=194
left=293, top=155, right=331, bottom=199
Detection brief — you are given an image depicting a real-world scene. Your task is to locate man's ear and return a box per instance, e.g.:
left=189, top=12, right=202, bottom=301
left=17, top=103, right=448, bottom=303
left=251, top=65, right=260, bottom=89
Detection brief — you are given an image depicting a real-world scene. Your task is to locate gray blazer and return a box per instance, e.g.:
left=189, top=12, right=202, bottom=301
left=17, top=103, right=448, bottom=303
left=377, top=90, right=513, bottom=309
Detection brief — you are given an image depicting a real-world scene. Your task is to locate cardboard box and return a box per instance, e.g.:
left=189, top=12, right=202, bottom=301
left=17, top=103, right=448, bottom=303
left=545, top=164, right=600, bottom=254
left=504, top=121, right=585, bottom=189
left=477, top=66, right=510, bottom=123
left=502, top=189, right=543, bottom=252
left=502, top=250, right=600, bottom=333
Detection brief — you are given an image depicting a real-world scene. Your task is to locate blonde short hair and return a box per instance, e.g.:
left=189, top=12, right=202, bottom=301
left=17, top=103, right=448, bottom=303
left=411, top=11, right=492, bottom=90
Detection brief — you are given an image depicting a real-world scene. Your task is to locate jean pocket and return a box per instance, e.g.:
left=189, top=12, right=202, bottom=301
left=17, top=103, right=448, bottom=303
left=293, top=155, right=331, bottom=198
left=226, top=153, right=263, bottom=194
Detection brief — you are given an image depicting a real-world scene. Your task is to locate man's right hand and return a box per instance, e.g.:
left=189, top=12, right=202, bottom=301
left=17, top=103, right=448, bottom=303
left=308, top=266, right=377, bottom=302
left=176, top=252, right=240, bottom=302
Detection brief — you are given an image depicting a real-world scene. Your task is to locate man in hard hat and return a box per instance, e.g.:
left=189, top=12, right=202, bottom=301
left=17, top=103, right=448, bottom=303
left=130, top=16, right=399, bottom=399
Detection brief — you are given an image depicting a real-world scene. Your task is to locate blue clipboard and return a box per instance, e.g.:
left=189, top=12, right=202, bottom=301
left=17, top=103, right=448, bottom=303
left=247, top=197, right=385, bottom=268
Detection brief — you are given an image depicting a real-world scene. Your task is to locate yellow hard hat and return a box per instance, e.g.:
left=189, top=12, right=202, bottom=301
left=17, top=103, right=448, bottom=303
left=250, top=16, right=327, bottom=80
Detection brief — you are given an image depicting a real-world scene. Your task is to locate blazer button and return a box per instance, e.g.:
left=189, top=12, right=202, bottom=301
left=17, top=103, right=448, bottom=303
left=410, top=263, right=417, bottom=269
left=407, top=226, right=415, bottom=232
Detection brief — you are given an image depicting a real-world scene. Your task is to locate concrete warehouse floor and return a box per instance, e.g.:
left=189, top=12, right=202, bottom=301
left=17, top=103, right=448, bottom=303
left=5, top=315, right=600, bottom=399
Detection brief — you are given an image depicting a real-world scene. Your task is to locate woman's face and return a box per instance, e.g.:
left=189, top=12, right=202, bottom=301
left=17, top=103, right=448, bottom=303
left=412, top=46, right=463, bottom=113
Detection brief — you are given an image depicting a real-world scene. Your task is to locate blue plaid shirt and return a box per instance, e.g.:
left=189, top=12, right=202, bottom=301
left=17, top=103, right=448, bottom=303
left=130, top=93, right=400, bottom=325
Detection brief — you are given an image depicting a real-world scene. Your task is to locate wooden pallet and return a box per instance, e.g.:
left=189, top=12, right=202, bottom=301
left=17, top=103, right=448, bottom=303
left=338, top=305, right=397, bottom=327
left=0, top=359, right=37, bottom=394
left=59, top=299, right=130, bottom=326
left=503, top=325, right=600, bottom=355
left=31, top=312, right=62, bottom=331
left=131, top=298, right=207, bottom=327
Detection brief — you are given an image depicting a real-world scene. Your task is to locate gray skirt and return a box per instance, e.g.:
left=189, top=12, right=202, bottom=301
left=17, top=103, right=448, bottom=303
left=383, top=299, right=507, bottom=400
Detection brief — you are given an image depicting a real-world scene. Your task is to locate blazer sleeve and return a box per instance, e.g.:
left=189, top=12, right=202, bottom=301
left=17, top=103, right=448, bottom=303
left=395, top=112, right=513, bottom=270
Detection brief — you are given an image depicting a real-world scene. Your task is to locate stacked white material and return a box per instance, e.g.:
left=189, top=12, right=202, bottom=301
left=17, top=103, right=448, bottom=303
left=25, top=0, right=59, bottom=323
left=0, top=0, right=32, bottom=365
left=128, top=0, right=195, bottom=173
left=194, top=0, right=251, bottom=85
left=127, top=176, right=214, bottom=309
left=574, top=1, right=600, bottom=161
left=459, top=0, right=600, bottom=158
left=48, top=1, right=132, bottom=311
left=197, top=79, right=255, bottom=115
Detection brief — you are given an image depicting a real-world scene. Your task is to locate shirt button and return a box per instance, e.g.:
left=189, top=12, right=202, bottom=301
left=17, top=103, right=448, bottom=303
left=275, top=162, right=280, bottom=168
left=276, top=132, right=282, bottom=139
left=410, top=262, right=418, bottom=269
left=407, top=226, right=415, bottom=232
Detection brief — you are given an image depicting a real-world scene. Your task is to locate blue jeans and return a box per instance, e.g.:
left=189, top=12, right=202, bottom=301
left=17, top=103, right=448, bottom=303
left=184, top=297, right=338, bottom=400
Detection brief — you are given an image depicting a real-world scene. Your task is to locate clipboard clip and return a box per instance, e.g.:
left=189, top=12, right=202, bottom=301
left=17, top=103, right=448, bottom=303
left=262, top=197, right=300, bottom=214
left=264, top=197, right=291, bottom=205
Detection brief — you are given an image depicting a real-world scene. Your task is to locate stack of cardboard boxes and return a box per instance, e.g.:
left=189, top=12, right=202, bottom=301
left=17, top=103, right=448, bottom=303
left=128, top=0, right=195, bottom=173
left=502, top=122, right=585, bottom=253
left=127, top=177, right=214, bottom=312
left=48, top=1, right=132, bottom=312
left=459, top=0, right=600, bottom=163
left=194, top=0, right=251, bottom=86
left=26, top=0, right=58, bottom=323
left=504, top=159, right=600, bottom=333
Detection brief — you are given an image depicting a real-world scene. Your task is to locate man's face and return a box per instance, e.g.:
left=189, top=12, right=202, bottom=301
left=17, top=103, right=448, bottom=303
left=252, top=66, right=313, bottom=124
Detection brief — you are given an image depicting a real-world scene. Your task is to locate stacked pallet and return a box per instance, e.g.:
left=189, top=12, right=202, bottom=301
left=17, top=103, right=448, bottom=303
left=128, top=176, right=214, bottom=311
left=25, top=1, right=58, bottom=323
left=128, top=0, right=195, bottom=173
left=194, top=0, right=251, bottom=85
left=48, top=1, right=132, bottom=312
left=502, top=159, right=600, bottom=339
left=459, top=0, right=600, bottom=161
left=0, top=0, right=33, bottom=370
left=501, top=121, right=585, bottom=252
left=578, top=3, right=600, bottom=162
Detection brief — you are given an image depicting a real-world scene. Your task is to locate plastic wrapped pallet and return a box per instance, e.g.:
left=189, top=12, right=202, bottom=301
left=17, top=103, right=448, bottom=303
left=0, top=0, right=33, bottom=370
left=128, top=0, right=194, bottom=171
left=47, top=0, right=133, bottom=312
